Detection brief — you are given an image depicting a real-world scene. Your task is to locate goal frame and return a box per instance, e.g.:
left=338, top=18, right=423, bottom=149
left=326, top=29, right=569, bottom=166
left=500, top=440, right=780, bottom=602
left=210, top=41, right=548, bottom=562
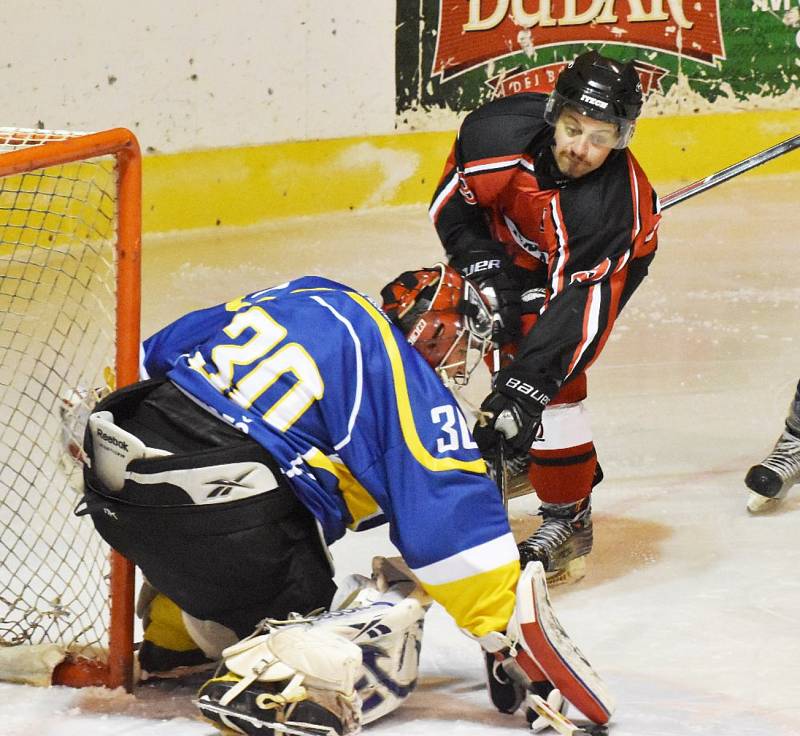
left=0, top=128, right=141, bottom=691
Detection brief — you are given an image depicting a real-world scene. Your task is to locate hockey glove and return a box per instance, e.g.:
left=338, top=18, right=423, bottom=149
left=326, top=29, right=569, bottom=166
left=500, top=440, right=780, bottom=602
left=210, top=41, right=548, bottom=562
left=481, top=271, right=522, bottom=343
left=473, top=383, right=546, bottom=459
left=448, top=246, right=508, bottom=285
left=449, top=248, right=522, bottom=342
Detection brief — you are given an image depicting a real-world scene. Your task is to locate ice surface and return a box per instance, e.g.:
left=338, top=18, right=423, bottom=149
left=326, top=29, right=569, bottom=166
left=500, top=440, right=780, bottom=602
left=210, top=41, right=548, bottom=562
left=2, top=173, right=799, bottom=735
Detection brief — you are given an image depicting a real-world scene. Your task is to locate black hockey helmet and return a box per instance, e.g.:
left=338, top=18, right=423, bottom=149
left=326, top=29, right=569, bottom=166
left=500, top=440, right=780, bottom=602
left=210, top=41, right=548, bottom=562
left=544, top=50, right=643, bottom=149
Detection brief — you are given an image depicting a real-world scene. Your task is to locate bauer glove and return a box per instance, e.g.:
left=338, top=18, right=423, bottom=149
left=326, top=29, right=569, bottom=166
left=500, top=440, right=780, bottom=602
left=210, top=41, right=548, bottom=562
left=473, top=367, right=553, bottom=458
left=449, top=248, right=522, bottom=343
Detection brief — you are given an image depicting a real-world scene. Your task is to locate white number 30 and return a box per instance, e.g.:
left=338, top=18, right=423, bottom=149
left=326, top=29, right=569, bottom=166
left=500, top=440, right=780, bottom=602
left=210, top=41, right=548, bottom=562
left=431, top=404, right=478, bottom=453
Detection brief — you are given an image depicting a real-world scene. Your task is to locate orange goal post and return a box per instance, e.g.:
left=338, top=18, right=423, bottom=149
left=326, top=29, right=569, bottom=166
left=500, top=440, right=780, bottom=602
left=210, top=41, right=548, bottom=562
left=0, top=127, right=141, bottom=690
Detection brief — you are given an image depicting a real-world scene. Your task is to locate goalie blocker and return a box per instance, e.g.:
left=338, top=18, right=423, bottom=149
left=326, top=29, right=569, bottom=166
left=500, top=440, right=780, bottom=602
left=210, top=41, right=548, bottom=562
left=479, top=561, right=613, bottom=727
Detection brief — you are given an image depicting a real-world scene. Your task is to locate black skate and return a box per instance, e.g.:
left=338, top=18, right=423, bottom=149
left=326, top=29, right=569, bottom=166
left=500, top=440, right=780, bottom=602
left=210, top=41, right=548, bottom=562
left=197, top=668, right=347, bottom=736
left=518, top=499, right=593, bottom=585
left=745, top=429, right=800, bottom=513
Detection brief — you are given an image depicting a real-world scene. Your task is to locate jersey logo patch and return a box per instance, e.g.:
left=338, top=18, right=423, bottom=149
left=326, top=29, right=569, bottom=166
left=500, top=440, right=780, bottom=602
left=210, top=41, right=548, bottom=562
left=504, top=215, right=547, bottom=263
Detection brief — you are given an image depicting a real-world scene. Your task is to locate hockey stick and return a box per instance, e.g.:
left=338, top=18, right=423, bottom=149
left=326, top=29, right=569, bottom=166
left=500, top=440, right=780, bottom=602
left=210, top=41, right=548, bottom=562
left=479, top=136, right=800, bottom=504
left=490, top=318, right=511, bottom=510
left=660, top=133, right=800, bottom=210
left=495, top=435, right=509, bottom=510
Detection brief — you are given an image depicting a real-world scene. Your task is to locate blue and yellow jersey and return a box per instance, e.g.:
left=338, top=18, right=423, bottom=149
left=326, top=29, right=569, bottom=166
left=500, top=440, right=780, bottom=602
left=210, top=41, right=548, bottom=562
left=141, top=276, right=519, bottom=636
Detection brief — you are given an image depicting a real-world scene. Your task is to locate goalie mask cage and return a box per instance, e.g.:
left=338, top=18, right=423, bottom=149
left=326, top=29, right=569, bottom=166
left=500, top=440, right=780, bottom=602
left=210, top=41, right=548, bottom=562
left=0, top=127, right=140, bottom=690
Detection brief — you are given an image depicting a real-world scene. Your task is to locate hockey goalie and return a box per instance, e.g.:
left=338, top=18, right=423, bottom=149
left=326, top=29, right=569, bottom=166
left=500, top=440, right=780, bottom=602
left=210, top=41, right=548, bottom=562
left=76, top=266, right=613, bottom=735
left=193, top=557, right=612, bottom=736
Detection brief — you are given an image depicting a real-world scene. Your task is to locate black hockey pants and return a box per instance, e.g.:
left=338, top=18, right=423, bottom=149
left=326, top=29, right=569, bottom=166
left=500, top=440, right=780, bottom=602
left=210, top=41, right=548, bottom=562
left=78, top=379, right=336, bottom=638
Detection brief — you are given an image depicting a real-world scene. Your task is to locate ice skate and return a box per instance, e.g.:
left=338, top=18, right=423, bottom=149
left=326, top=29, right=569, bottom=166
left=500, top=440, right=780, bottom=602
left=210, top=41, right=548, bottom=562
left=745, top=429, right=800, bottom=513
left=486, top=453, right=535, bottom=499
left=518, top=500, right=593, bottom=585
left=137, top=640, right=216, bottom=681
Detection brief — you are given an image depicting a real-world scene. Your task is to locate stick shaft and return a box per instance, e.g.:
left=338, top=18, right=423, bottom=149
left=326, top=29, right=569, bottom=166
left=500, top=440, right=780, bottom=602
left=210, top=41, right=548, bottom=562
left=660, top=133, right=800, bottom=210
left=496, top=437, right=509, bottom=510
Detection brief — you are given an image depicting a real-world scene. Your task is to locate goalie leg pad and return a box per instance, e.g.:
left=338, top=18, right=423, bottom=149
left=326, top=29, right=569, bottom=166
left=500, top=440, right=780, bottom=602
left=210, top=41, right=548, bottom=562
left=312, top=582, right=428, bottom=725
left=197, top=626, right=362, bottom=736
left=509, top=561, right=614, bottom=725
left=197, top=578, right=428, bottom=734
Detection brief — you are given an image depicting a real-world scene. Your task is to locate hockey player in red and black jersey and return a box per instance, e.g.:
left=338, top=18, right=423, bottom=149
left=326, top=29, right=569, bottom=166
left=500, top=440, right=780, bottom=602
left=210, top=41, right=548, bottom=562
left=430, top=50, right=662, bottom=584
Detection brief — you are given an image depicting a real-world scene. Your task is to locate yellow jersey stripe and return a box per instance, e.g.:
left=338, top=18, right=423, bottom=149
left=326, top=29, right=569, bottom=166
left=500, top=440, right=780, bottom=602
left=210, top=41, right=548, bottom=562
left=304, top=447, right=382, bottom=529
left=417, top=561, right=519, bottom=637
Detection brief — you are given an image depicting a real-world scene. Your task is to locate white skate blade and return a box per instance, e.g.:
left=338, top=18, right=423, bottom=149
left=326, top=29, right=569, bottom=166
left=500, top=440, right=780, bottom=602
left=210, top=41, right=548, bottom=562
left=746, top=491, right=784, bottom=514
left=514, top=562, right=614, bottom=725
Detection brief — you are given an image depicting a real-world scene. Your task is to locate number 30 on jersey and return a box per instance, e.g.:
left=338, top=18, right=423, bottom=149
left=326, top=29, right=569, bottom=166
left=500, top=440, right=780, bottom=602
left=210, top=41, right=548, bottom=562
left=431, top=404, right=478, bottom=453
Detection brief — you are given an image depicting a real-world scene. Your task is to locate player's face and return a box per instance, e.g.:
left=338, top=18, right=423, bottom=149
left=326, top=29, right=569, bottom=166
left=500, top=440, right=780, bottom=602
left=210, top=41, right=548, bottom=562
left=552, top=110, right=618, bottom=179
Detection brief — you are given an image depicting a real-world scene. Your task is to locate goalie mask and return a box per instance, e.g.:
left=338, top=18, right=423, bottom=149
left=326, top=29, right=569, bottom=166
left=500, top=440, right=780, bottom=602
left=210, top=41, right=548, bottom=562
left=381, top=263, right=493, bottom=386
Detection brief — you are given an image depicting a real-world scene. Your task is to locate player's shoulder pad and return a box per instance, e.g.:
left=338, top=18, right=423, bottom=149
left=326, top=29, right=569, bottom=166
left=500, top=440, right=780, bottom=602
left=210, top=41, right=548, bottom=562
left=459, top=93, right=549, bottom=161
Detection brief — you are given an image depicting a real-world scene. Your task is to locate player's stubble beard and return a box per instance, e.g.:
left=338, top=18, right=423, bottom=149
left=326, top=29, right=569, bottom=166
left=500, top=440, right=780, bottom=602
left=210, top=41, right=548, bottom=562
left=552, top=145, right=594, bottom=180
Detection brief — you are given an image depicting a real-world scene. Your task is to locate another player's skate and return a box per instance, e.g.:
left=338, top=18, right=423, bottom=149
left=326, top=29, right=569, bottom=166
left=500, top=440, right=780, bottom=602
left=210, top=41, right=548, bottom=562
left=505, top=454, right=535, bottom=499
left=745, top=429, right=800, bottom=513
left=518, top=499, right=592, bottom=585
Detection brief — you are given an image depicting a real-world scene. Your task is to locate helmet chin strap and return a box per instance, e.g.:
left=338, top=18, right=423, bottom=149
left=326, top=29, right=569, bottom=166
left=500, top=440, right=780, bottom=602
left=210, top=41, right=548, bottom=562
left=436, top=368, right=458, bottom=390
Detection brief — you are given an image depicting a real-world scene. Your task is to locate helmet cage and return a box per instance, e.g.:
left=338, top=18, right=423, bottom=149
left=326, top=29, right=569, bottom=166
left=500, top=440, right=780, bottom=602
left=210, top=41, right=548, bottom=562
left=544, top=91, right=635, bottom=149
left=382, top=263, right=493, bottom=386
left=407, top=310, right=490, bottom=387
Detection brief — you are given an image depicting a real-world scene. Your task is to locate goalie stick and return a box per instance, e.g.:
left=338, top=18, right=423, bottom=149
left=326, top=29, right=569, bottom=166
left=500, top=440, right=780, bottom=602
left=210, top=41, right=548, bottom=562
left=527, top=693, right=608, bottom=736
left=660, top=132, right=800, bottom=210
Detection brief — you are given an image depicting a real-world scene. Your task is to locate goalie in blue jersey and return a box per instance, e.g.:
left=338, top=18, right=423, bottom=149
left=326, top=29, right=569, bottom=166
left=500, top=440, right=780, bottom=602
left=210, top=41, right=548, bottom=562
left=80, top=264, right=612, bottom=735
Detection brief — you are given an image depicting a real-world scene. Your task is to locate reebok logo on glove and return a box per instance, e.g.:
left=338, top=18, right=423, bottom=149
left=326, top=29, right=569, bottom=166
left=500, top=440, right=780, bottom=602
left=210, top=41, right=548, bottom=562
left=504, top=377, right=550, bottom=408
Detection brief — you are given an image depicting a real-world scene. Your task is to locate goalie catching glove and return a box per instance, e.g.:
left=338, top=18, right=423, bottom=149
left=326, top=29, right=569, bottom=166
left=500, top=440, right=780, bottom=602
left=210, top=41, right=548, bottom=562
left=196, top=558, right=428, bottom=736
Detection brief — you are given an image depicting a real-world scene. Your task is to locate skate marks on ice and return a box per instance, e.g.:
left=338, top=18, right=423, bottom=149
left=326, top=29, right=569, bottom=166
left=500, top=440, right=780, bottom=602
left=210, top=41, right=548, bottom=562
left=508, top=512, right=672, bottom=590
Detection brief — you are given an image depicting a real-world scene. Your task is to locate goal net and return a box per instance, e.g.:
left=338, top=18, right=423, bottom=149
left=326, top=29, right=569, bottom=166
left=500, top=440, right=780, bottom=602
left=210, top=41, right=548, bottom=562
left=0, top=127, right=140, bottom=689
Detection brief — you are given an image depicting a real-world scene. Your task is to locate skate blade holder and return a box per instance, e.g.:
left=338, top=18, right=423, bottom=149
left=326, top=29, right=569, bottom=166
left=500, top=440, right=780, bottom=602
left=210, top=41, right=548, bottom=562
left=528, top=693, right=608, bottom=736
left=545, top=556, right=587, bottom=587
left=195, top=696, right=338, bottom=736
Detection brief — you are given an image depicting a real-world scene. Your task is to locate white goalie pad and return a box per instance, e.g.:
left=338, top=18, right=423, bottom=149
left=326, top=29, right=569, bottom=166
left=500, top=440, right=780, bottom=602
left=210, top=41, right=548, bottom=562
left=201, top=567, right=428, bottom=733
left=508, top=561, right=615, bottom=725
left=88, top=411, right=171, bottom=491
left=222, top=626, right=363, bottom=698
left=303, top=579, right=428, bottom=725
left=203, top=627, right=363, bottom=736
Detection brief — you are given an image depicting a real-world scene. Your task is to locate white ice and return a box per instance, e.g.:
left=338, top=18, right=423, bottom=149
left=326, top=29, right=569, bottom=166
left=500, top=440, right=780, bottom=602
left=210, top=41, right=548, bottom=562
left=2, top=173, right=799, bottom=735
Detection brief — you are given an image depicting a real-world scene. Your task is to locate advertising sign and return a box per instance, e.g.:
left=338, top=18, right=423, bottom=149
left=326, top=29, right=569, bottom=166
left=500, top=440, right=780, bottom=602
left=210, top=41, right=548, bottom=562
left=396, top=1, right=800, bottom=123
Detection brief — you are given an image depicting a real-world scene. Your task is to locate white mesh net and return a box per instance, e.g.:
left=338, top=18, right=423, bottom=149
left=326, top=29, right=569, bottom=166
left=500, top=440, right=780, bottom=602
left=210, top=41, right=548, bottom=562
left=0, top=128, right=120, bottom=660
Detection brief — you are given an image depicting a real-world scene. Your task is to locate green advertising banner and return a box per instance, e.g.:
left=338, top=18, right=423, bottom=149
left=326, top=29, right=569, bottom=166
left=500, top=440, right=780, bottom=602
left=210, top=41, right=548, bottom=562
left=396, top=0, right=800, bottom=124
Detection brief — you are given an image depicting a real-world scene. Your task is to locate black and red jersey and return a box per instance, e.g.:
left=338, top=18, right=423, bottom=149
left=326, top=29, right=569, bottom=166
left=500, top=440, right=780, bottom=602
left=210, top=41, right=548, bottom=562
left=430, top=93, right=661, bottom=401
